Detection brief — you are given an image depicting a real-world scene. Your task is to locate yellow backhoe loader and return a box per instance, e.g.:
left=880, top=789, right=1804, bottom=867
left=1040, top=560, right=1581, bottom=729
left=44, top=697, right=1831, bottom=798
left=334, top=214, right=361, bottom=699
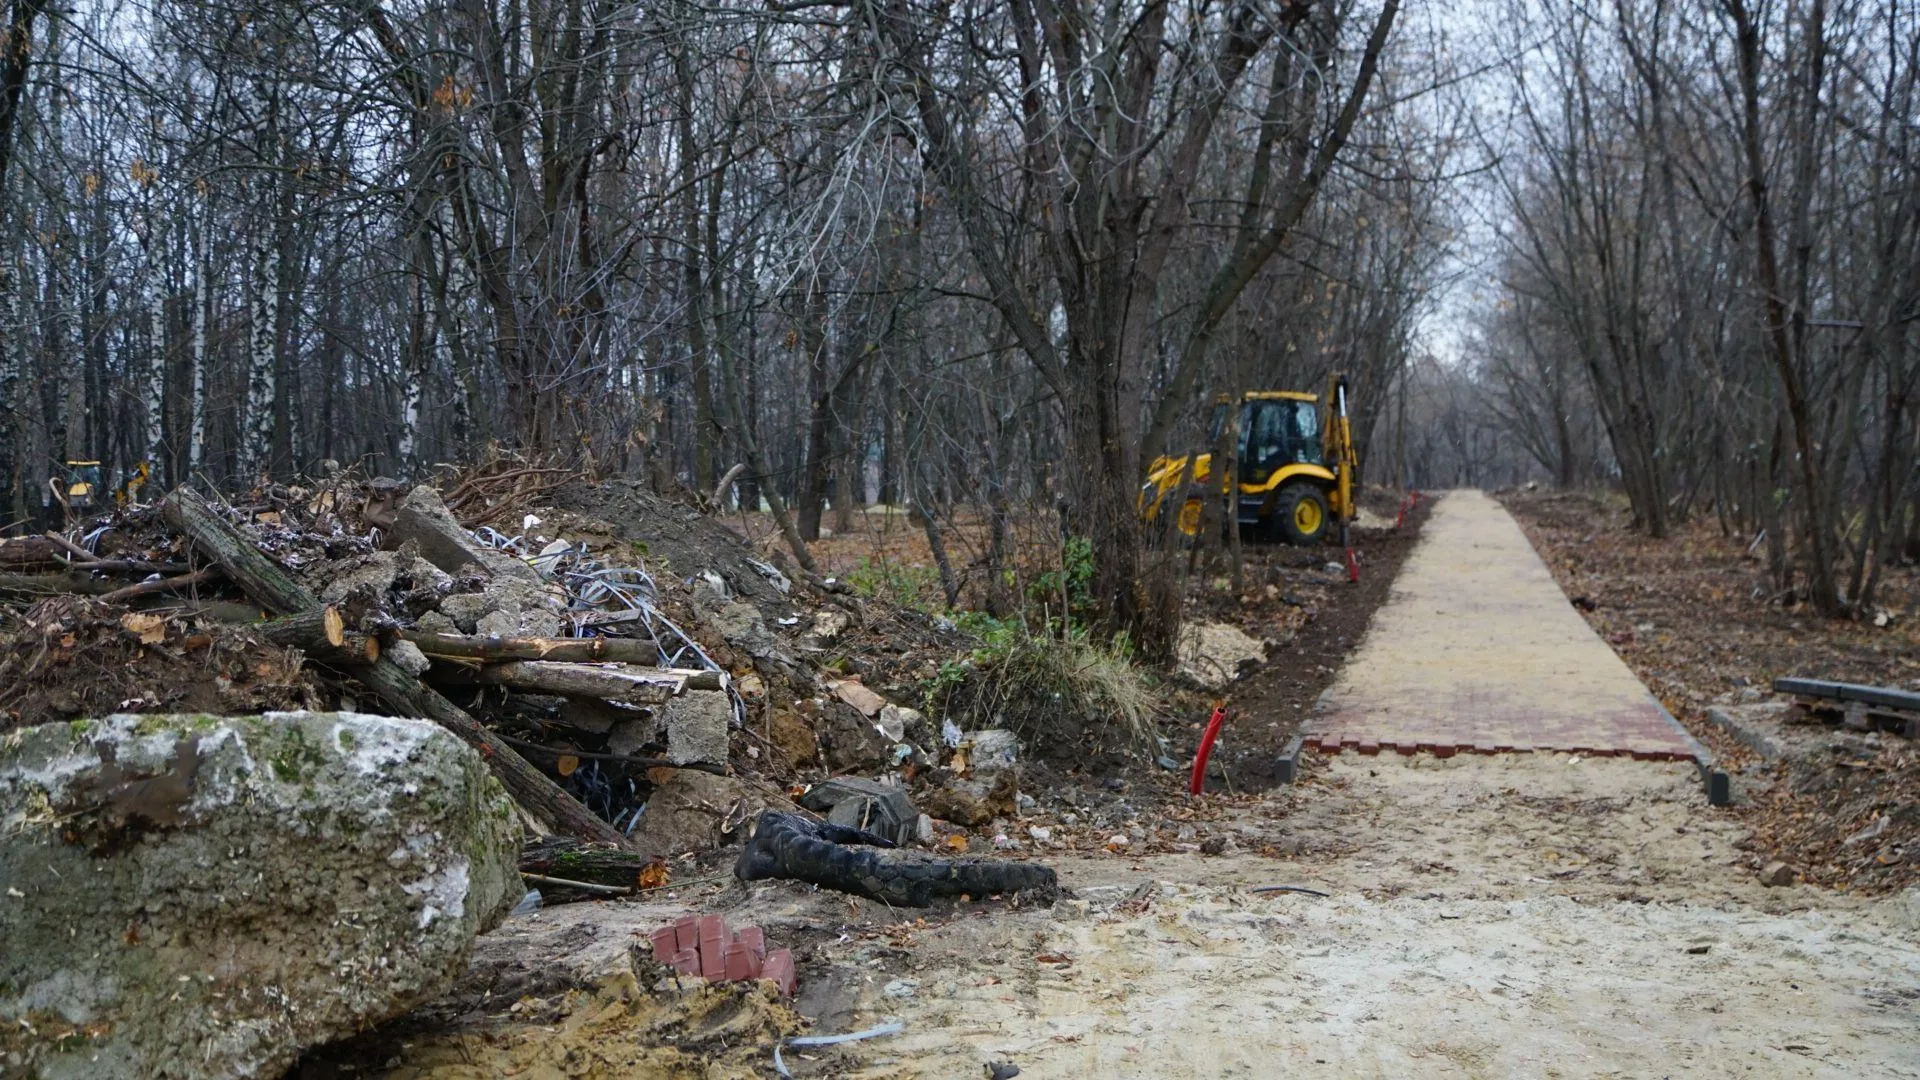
left=1141, top=374, right=1358, bottom=546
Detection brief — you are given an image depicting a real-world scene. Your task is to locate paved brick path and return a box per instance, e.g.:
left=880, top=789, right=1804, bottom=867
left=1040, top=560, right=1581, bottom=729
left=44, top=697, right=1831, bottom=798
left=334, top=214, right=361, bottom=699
left=1306, top=490, right=1705, bottom=761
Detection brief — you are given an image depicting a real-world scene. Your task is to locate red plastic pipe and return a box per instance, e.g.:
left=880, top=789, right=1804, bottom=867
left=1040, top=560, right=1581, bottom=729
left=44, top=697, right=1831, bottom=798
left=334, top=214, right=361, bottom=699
left=1189, top=704, right=1228, bottom=795
left=1395, top=489, right=1423, bottom=529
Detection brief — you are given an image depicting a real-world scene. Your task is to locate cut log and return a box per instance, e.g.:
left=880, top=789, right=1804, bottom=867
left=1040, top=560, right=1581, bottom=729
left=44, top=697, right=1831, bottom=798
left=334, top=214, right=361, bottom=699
left=399, top=630, right=660, bottom=666
left=161, top=484, right=626, bottom=848
left=0, top=536, right=64, bottom=569
left=432, top=661, right=720, bottom=703
left=734, top=810, right=1060, bottom=907
left=255, top=606, right=379, bottom=663
left=258, top=606, right=346, bottom=650
left=520, top=836, right=667, bottom=889
left=160, top=488, right=314, bottom=615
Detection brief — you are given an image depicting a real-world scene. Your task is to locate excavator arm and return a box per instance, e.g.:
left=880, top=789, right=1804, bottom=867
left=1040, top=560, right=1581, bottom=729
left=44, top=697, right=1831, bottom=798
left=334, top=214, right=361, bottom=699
left=1325, top=373, right=1358, bottom=538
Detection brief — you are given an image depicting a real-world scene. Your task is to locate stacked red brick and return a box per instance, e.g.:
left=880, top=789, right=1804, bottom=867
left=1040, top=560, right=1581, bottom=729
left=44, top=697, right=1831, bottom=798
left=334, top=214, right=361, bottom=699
left=649, top=914, right=796, bottom=997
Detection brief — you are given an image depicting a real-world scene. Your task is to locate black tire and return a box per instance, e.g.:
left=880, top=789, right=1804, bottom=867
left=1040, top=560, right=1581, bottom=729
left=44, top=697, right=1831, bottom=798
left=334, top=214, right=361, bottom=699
left=1271, top=482, right=1331, bottom=546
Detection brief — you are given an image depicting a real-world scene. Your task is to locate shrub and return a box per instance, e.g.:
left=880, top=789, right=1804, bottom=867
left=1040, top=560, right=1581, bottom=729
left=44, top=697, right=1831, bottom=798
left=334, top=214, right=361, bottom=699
left=927, top=613, right=1159, bottom=754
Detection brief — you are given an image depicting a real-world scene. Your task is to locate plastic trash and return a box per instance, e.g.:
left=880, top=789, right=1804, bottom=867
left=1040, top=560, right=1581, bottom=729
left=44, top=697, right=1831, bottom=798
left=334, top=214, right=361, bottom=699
left=772, top=1020, right=904, bottom=1077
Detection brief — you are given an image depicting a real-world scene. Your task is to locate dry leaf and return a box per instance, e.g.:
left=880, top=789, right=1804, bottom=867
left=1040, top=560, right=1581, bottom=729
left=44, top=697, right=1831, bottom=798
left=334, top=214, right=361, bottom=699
left=1035, top=952, right=1073, bottom=965
left=557, top=755, right=580, bottom=777
left=944, top=834, right=969, bottom=852
left=637, top=859, right=670, bottom=890
left=120, top=612, right=167, bottom=645
left=255, top=510, right=281, bottom=524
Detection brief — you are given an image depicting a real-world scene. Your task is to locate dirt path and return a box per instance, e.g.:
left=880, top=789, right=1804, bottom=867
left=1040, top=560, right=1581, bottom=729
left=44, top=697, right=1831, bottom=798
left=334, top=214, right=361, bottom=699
left=809, top=491, right=1920, bottom=1078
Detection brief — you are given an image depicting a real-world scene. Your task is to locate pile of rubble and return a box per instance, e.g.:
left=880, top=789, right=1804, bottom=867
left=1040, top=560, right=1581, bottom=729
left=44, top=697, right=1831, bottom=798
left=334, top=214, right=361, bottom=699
left=0, top=472, right=1087, bottom=1076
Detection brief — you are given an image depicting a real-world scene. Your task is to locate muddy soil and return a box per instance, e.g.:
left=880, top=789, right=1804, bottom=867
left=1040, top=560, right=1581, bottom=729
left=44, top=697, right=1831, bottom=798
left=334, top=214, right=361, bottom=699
left=0, top=596, right=332, bottom=733
left=1211, top=497, right=1428, bottom=790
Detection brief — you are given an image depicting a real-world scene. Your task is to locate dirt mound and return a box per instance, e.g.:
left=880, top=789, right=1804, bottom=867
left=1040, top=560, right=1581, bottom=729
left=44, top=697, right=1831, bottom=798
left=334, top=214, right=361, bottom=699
left=547, top=479, right=795, bottom=610
left=301, top=973, right=803, bottom=1080
left=0, top=596, right=329, bottom=732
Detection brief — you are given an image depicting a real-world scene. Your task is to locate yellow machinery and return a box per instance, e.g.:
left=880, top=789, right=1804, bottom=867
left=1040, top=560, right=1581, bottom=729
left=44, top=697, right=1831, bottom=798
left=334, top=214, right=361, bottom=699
left=63, top=461, right=104, bottom=511
left=1141, top=374, right=1357, bottom=546
left=118, top=461, right=152, bottom=505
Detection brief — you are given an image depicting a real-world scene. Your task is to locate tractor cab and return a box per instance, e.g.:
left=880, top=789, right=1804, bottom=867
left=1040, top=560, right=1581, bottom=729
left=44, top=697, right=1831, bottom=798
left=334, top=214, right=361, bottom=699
left=63, top=461, right=104, bottom=511
left=1210, top=393, right=1326, bottom=486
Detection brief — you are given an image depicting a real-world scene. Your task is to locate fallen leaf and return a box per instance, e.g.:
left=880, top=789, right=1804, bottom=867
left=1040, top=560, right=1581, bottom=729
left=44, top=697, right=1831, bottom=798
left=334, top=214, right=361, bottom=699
left=557, top=755, right=580, bottom=777
left=1035, top=952, right=1073, bottom=965
left=120, top=612, right=167, bottom=645
left=637, top=859, right=670, bottom=890
left=255, top=510, right=281, bottom=524
left=945, top=834, right=970, bottom=852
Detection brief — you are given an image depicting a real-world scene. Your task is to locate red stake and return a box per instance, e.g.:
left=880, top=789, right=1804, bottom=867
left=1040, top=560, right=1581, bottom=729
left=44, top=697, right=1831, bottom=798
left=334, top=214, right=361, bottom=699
left=1395, top=489, right=1423, bottom=529
left=1345, top=546, right=1360, bottom=583
left=1189, top=704, right=1228, bottom=795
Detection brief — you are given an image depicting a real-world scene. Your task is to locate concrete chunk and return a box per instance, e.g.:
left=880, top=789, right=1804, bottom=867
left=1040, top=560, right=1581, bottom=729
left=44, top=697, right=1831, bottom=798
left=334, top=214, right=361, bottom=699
left=662, top=689, right=732, bottom=765
left=392, top=485, right=537, bottom=581
left=0, top=712, right=522, bottom=1080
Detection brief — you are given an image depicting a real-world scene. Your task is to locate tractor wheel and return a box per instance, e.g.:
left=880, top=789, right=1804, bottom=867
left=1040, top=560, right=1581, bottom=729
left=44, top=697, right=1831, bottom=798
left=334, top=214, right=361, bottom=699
left=1271, top=482, right=1331, bottom=546
left=1177, top=497, right=1204, bottom=537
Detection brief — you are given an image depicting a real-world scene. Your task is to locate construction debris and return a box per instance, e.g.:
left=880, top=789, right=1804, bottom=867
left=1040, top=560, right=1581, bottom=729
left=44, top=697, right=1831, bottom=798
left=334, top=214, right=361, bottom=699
left=799, top=776, right=920, bottom=845
left=1176, top=620, right=1268, bottom=689
left=646, top=914, right=797, bottom=996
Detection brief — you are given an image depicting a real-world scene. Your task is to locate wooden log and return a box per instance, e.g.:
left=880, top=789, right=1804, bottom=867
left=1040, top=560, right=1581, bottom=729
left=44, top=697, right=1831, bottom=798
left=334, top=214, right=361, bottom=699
left=161, top=484, right=626, bottom=848
left=520, top=836, right=664, bottom=889
left=0, top=572, right=126, bottom=597
left=0, top=536, right=64, bottom=569
left=399, top=629, right=660, bottom=666
left=433, top=661, right=717, bottom=703
left=258, top=605, right=346, bottom=649
left=160, top=488, right=314, bottom=615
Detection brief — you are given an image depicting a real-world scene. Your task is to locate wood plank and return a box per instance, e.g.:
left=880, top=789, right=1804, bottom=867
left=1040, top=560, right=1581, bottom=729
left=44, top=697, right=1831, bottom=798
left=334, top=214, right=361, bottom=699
left=437, top=661, right=689, bottom=704
left=400, top=629, right=660, bottom=666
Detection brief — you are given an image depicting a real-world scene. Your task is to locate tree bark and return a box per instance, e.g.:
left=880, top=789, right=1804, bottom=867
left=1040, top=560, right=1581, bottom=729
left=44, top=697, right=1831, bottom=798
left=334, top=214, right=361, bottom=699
left=430, top=659, right=721, bottom=703
left=399, top=630, right=661, bottom=666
